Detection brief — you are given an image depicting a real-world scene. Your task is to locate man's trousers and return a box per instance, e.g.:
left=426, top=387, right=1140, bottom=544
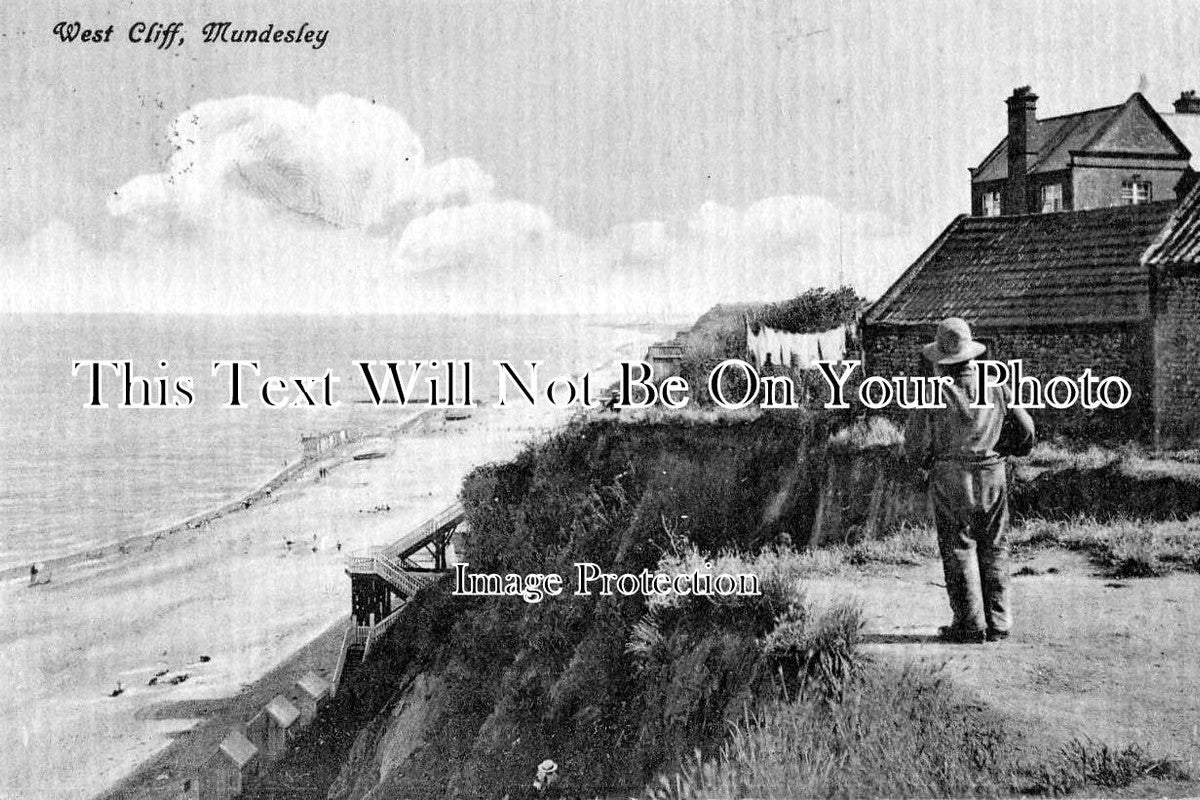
left=929, top=460, right=1011, bottom=634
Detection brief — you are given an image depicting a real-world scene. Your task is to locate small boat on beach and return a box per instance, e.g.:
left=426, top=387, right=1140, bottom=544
left=352, top=451, right=388, bottom=461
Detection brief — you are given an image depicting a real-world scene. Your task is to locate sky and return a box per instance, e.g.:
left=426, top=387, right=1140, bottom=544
left=2, top=0, right=1199, bottom=318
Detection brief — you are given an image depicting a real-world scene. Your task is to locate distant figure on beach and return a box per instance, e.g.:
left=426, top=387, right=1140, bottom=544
left=284, top=537, right=294, bottom=553
left=904, top=318, right=1035, bottom=645
left=312, top=533, right=319, bottom=553
left=29, top=563, right=49, bottom=586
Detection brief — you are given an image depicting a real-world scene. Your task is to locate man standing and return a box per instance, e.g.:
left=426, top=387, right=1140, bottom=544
left=904, top=318, right=1035, bottom=644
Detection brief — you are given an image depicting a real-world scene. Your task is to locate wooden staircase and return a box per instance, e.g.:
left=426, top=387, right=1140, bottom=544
left=332, top=502, right=465, bottom=696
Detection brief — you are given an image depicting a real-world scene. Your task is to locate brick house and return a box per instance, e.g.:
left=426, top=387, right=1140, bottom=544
left=861, top=198, right=1197, bottom=444
left=970, top=87, right=1199, bottom=217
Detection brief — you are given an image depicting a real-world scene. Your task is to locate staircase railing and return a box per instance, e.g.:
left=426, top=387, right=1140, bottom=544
left=373, top=553, right=428, bottom=597
left=363, top=604, right=407, bottom=659
left=337, top=501, right=465, bottom=694
left=382, top=501, right=465, bottom=561
left=330, top=625, right=356, bottom=697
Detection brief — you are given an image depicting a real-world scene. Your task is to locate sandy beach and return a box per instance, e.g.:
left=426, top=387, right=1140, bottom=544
left=0, top=398, right=576, bottom=800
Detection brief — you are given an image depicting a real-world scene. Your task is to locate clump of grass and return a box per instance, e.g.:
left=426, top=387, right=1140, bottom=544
left=787, top=547, right=850, bottom=576
left=1104, top=526, right=1171, bottom=578
left=828, top=416, right=904, bottom=453
left=1022, top=738, right=1190, bottom=796
left=777, top=524, right=940, bottom=578
left=762, top=602, right=865, bottom=703
left=647, top=662, right=1023, bottom=799
left=1010, top=516, right=1089, bottom=551
left=648, top=666, right=1193, bottom=800
left=1025, top=441, right=1127, bottom=471
left=1011, top=515, right=1200, bottom=578
left=848, top=522, right=938, bottom=566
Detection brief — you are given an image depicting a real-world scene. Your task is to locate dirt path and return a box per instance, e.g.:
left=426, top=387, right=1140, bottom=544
left=804, top=548, right=1200, bottom=775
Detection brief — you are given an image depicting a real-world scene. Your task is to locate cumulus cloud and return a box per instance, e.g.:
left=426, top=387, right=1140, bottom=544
left=108, top=94, right=490, bottom=233
left=396, top=201, right=554, bottom=271
left=7, top=94, right=924, bottom=318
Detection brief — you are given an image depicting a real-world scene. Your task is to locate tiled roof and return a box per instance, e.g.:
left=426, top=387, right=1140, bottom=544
left=973, top=94, right=1190, bottom=183
left=1145, top=183, right=1200, bottom=267
left=974, top=105, right=1120, bottom=183
left=865, top=201, right=1177, bottom=327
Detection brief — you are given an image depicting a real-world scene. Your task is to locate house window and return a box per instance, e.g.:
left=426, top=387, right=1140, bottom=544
left=982, top=189, right=1001, bottom=216
left=1121, top=176, right=1152, bottom=205
left=1040, top=184, right=1063, bottom=213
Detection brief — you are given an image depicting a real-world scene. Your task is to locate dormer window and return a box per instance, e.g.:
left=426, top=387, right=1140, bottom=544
left=1040, top=184, right=1063, bottom=213
left=983, top=189, right=1002, bottom=216
left=1121, top=177, right=1152, bottom=205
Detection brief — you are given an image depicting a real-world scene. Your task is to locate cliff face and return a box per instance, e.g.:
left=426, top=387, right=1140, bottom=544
left=278, top=415, right=1200, bottom=800
left=330, top=412, right=846, bottom=799
left=809, top=448, right=928, bottom=546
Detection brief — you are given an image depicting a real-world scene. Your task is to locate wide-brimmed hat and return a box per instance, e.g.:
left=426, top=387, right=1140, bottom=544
left=921, top=317, right=986, bottom=364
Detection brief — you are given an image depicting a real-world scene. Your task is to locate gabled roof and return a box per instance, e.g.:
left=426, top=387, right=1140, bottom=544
left=973, top=93, right=1191, bottom=183
left=217, top=729, right=258, bottom=767
left=265, top=695, right=300, bottom=728
left=1145, top=182, right=1200, bottom=268
left=865, top=201, right=1177, bottom=327
left=295, top=671, right=331, bottom=701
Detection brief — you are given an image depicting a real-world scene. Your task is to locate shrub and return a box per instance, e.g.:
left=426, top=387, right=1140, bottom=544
left=752, top=286, right=863, bottom=334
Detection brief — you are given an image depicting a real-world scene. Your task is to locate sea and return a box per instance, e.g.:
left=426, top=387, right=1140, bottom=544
left=0, top=313, right=661, bottom=573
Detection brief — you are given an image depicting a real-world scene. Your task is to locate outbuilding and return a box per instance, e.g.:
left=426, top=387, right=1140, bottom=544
left=197, top=728, right=258, bottom=800
left=645, top=343, right=686, bottom=380
left=247, top=694, right=301, bottom=765
left=294, top=671, right=331, bottom=726
left=263, top=695, right=301, bottom=761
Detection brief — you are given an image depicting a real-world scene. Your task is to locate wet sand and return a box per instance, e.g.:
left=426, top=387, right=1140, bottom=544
left=0, top=402, right=568, bottom=799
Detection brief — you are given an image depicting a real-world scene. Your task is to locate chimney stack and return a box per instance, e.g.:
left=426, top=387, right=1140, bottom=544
left=1005, top=86, right=1038, bottom=215
left=1174, top=90, right=1200, bottom=114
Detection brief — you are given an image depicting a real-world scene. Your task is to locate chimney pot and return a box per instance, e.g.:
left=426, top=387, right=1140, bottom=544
left=1174, top=90, right=1200, bottom=114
